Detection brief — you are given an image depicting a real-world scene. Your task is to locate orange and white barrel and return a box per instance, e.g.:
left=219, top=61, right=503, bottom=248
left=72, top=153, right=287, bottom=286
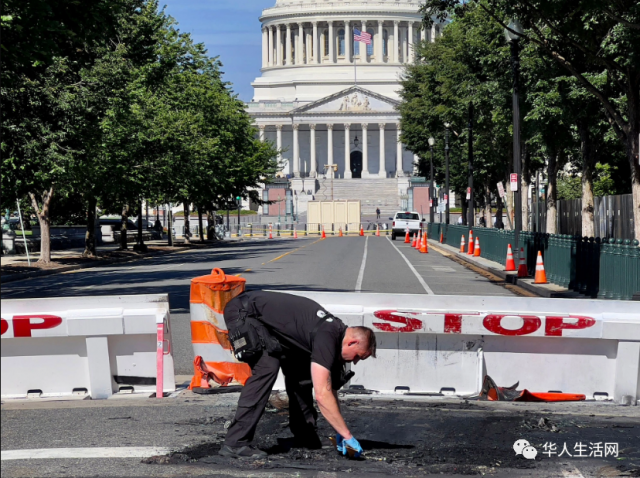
left=189, top=268, right=251, bottom=387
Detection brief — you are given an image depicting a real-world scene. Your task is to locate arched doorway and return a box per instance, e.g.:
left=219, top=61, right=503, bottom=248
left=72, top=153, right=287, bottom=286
left=350, top=151, right=363, bottom=178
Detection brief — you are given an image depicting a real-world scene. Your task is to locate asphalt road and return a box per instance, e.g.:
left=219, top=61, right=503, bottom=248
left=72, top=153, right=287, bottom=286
left=8, top=237, right=635, bottom=478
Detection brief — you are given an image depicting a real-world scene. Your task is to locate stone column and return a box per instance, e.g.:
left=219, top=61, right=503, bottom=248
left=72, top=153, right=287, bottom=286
left=262, top=28, right=268, bottom=68
left=276, top=125, right=284, bottom=175
left=379, top=123, right=386, bottom=178
left=402, top=26, right=408, bottom=62
left=345, top=21, right=351, bottom=63
left=396, top=125, right=403, bottom=177
left=408, top=22, right=414, bottom=62
left=361, top=21, right=368, bottom=62
left=276, top=25, right=283, bottom=66
left=293, top=124, right=300, bottom=177
left=298, top=23, right=304, bottom=65
left=378, top=20, right=384, bottom=63
left=328, top=21, right=335, bottom=64
left=268, top=26, right=274, bottom=66
left=286, top=24, right=292, bottom=65
left=259, top=125, right=266, bottom=142
left=344, top=124, right=352, bottom=179
left=313, top=22, right=319, bottom=64
left=421, top=23, right=426, bottom=42
left=362, top=123, right=369, bottom=177
left=327, top=124, right=334, bottom=178
left=310, top=124, right=317, bottom=177
left=431, top=23, right=436, bottom=43
left=393, top=21, right=399, bottom=63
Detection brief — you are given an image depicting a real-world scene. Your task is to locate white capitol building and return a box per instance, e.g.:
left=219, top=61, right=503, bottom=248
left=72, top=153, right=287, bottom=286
left=247, top=0, right=445, bottom=215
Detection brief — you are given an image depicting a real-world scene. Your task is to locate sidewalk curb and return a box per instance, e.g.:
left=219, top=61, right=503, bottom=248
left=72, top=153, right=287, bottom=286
left=428, top=239, right=582, bottom=299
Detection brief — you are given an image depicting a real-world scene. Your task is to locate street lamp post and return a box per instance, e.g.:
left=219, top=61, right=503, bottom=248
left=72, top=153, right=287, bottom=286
left=506, top=19, right=524, bottom=254
left=467, top=104, right=474, bottom=228
left=444, top=123, right=451, bottom=225
left=236, top=196, right=241, bottom=237
left=428, top=137, right=435, bottom=224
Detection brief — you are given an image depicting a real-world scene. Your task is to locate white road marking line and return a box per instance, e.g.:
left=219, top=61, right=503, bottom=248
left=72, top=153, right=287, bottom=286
left=562, top=466, right=585, bottom=478
left=355, top=236, right=369, bottom=292
left=1, top=447, right=172, bottom=461
left=386, top=237, right=434, bottom=295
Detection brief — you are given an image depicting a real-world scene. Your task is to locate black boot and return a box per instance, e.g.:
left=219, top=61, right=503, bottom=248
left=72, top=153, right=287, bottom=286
left=218, top=445, right=268, bottom=458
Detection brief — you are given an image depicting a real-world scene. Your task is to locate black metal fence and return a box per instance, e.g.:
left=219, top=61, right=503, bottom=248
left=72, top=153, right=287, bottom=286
left=531, top=194, right=634, bottom=240
left=428, top=223, right=640, bottom=301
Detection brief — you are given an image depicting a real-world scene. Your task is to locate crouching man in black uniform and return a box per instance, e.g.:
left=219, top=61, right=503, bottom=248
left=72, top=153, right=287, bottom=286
left=219, top=291, right=377, bottom=459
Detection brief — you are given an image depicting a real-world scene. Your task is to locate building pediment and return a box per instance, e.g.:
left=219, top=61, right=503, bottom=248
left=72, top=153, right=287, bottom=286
left=293, top=86, right=399, bottom=115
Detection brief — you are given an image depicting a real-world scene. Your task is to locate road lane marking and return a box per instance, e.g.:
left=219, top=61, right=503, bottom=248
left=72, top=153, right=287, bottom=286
left=1, top=447, right=172, bottom=461
left=355, top=236, right=369, bottom=292
left=386, top=237, right=434, bottom=295
left=266, top=237, right=324, bottom=264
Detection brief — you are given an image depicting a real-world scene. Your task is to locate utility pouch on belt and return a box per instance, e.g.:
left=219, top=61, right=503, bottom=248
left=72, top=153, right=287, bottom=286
left=228, top=296, right=281, bottom=362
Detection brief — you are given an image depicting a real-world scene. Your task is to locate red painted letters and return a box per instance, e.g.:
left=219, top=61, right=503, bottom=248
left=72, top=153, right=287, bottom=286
left=483, top=315, right=541, bottom=336
left=444, top=314, right=462, bottom=334
left=372, top=310, right=422, bottom=332
left=545, top=316, right=596, bottom=336
left=10, top=315, right=63, bottom=337
left=0, top=318, right=8, bottom=336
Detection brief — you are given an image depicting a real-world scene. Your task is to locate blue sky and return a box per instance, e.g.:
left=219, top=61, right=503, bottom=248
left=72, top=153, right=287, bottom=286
left=160, top=0, right=274, bottom=102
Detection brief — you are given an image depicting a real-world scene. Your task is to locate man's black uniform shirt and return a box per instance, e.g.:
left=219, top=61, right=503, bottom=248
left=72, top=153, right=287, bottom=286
left=226, top=291, right=347, bottom=389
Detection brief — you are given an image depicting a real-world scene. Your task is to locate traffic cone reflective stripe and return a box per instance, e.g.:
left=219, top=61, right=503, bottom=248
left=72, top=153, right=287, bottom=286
left=460, top=235, right=466, bottom=253
left=534, top=251, right=548, bottom=284
left=517, top=247, right=528, bottom=277
left=505, top=244, right=516, bottom=271
left=473, top=237, right=481, bottom=256
left=468, top=230, right=474, bottom=255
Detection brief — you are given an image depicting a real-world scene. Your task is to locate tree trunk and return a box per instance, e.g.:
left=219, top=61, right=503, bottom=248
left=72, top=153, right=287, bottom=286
left=496, top=196, right=504, bottom=229
left=546, top=151, right=559, bottom=235
left=29, top=186, right=54, bottom=264
left=484, top=182, right=492, bottom=227
left=183, top=202, right=191, bottom=245
left=579, top=120, right=596, bottom=238
left=120, top=205, right=129, bottom=250
left=83, top=196, right=97, bottom=258
left=521, top=146, right=530, bottom=232
left=198, top=208, right=205, bottom=243
left=627, top=76, right=640, bottom=241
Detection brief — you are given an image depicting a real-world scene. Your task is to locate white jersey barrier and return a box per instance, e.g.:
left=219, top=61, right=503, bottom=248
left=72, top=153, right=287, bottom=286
left=1, top=295, right=175, bottom=399
left=285, top=292, right=640, bottom=405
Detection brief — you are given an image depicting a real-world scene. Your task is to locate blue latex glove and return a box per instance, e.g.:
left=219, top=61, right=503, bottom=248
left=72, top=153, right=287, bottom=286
left=335, top=433, right=345, bottom=453
left=342, top=436, right=363, bottom=458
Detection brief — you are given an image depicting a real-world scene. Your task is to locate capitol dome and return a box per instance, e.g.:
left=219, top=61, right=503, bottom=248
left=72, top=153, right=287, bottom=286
left=247, top=1, right=448, bottom=217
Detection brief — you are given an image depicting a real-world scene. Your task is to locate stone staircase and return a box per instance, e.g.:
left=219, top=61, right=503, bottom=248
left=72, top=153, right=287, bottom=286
left=315, top=178, right=400, bottom=215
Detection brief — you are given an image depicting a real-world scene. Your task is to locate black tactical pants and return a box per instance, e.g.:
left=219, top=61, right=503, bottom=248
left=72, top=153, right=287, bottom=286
left=224, top=347, right=319, bottom=448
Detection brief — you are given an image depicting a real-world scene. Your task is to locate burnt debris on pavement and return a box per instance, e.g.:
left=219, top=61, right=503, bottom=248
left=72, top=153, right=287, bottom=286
left=143, top=395, right=640, bottom=476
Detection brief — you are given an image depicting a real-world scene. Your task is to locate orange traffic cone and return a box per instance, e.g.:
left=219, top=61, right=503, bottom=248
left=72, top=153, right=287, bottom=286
left=339, top=228, right=343, bottom=237
left=468, top=230, right=474, bottom=255
left=360, top=225, right=364, bottom=237
left=517, top=247, right=528, bottom=277
left=411, top=233, right=417, bottom=248
left=293, top=227, right=298, bottom=239
left=534, top=251, right=547, bottom=284
left=404, top=230, right=410, bottom=243
left=420, top=232, right=428, bottom=254
left=505, top=244, right=516, bottom=271
left=460, top=235, right=466, bottom=253
left=473, top=237, right=481, bottom=256
left=415, top=232, right=422, bottom=250
left=321, top=226, right=326, bottom=239
left=268, top=225, right=273, bottom=240
left=440, top=230, right=444, bottom=243
left=376, top=224, right=380, bottom=237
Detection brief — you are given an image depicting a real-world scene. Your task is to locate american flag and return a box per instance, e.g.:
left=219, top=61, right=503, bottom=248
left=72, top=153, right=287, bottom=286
left=353, top=28, right=372, bottom=45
